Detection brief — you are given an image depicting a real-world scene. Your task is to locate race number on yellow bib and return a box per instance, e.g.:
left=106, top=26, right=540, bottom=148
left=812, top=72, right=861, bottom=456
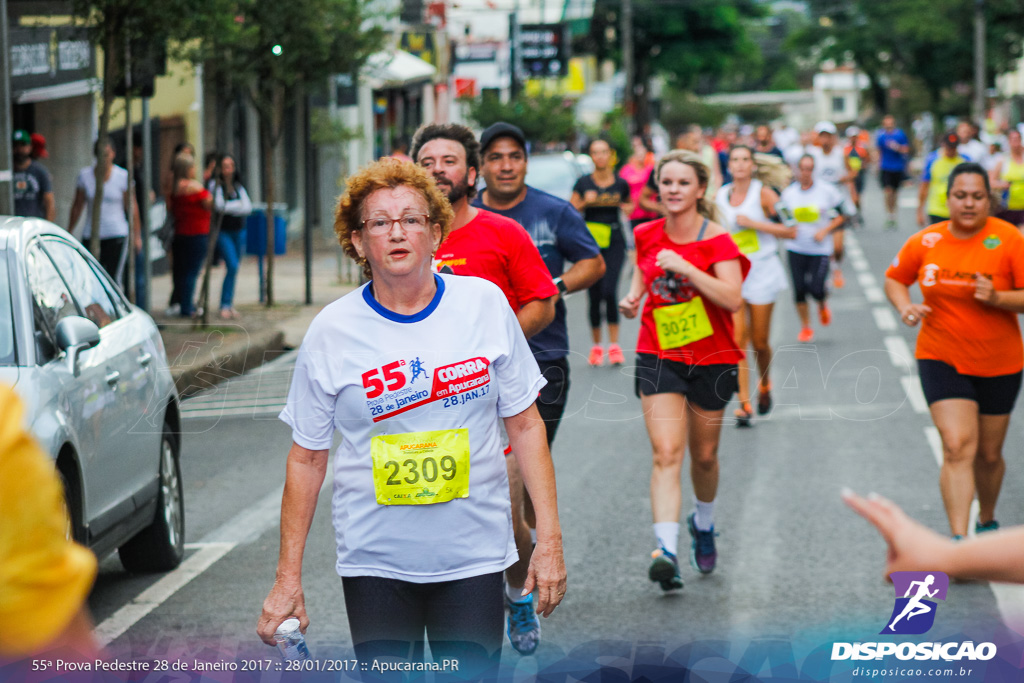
left=653, top=297, right=714, bottom=350
left=732, top=229, right=760, bottom=255
left=371, top=429, right=470, bottom=506
left=793, top=206, right=820, bottom=223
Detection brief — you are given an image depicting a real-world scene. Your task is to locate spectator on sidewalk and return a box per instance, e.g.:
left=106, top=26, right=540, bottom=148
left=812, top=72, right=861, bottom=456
left=169, top=153, right=212, bottom=318
left=67, top=139, right=141, bottom=290
left=208, top=154, right=252, bottom=319
left=12, top=129, right=55, bottom=222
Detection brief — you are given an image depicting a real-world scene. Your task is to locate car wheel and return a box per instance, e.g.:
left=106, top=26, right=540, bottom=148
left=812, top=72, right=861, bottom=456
left=119, top=425, right=185, bottom=572
left=58, top=462, right=84, bottom=544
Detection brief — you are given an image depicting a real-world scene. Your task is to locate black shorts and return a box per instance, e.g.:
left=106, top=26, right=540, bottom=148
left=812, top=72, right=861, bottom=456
left=918, top=359, right=1023, bottom=415
left=633, top=352, right=738, bottom=411
left=536, top=357, right=570, bottom=446
left=881, top=170, right=906, bottom=190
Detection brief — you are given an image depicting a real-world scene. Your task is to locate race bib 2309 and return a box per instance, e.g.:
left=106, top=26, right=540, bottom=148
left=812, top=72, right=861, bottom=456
left=371, top=429, right=470, bottom=505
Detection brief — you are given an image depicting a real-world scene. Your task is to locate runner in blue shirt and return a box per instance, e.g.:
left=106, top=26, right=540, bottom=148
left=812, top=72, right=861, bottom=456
left=876, top=115, right=911, bottom=230
left=473, top=122, right=604, bottom=656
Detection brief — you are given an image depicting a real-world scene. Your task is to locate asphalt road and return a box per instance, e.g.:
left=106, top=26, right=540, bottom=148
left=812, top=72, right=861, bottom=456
left=83, top=178, right=1024, bottom=678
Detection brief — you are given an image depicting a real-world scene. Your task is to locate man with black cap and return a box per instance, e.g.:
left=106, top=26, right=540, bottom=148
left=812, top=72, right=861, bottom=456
left=918, top=132, right=970, bottom=228
left=474, top=121, right=604, bottom=654
left=11, top=129, right=55, bottom=221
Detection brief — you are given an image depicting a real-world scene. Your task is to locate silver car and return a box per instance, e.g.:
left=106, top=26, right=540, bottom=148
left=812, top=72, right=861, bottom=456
left=0, top=216, right=184, bottom=572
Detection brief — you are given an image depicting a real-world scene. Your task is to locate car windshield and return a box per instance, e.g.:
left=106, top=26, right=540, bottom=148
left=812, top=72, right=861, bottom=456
left=0, top=252, right=14, bottom=366
left=525, top=156, right=578, bottom=201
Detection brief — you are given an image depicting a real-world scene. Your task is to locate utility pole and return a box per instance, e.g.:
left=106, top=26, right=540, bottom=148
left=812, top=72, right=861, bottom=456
left=0, top=0, right=14, bottom=214
left=142, top=97, right=153, bottom=313
left=621, top=0, right=634, bottom=133
left=973, top=0, right=986, bottom=123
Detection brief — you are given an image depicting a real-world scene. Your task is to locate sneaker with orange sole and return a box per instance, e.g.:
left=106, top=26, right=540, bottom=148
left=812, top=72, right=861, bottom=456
left=819, top=304, right=832, bottom=326
left=588, top=345, right=605, bottom=366
left=607, top=344, right=625, bottom=365
left=832, top=268, right=845, bottom=289
left=797, top=327, right=814, bottom=343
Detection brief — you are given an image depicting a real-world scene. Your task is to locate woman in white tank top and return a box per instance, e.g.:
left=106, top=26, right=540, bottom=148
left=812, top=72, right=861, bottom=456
left=715, top=146, right=797, bottom=426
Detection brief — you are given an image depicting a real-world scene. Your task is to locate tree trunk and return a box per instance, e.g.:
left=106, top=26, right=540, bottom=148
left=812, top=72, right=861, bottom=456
left=633, top=57, right=651, bottom=133
left=90, top=29, right=118, bottom=259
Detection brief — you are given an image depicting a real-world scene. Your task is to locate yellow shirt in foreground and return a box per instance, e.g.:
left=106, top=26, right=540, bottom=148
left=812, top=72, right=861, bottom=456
left=0, top=385, right=97, bottom=657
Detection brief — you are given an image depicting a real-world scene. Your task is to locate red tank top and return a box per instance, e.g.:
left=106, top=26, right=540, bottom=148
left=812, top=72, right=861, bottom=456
left=171, top=189, right=212, bottom=236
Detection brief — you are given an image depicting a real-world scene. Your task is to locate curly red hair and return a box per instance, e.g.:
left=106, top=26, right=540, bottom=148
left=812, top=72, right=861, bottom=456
left=335, top=158, right=453, bottom=279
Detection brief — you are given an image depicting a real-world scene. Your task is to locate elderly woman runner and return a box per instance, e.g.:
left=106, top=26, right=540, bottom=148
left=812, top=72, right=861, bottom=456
left=257, top=159, right=566, bottom=678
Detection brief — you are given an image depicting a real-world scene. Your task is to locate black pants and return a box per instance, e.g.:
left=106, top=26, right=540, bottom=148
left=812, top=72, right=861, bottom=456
left=587, top=227, right=627, bottom=329
left=536, top=357, right=570, bottom=447
left=97, top=237, right=128, bottom=292
left=342, top=572, right=503, bottom=682
left=787, top=250, right=830, bottom=304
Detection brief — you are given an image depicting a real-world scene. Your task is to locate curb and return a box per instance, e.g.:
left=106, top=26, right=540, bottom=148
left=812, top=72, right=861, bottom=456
left=168, top=326, right=287, bottom=398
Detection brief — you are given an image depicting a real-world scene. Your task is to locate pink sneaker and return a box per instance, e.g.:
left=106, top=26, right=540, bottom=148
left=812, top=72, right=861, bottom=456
left=588, top=345, right=605, bottom=366
left=607, top=344, right=625, bottom=365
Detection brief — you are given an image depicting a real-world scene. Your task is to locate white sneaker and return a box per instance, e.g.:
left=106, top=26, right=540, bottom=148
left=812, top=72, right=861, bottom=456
left=164, top=303, right=181, bottom=316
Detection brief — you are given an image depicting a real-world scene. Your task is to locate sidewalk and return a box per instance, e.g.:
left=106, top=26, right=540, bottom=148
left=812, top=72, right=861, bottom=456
left=150, top=236, right=359, bottom=396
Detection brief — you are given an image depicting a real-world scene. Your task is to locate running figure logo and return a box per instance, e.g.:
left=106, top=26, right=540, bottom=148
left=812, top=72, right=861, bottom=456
left=409, top=357, right=428, bottom=384
left=881, top=572, right=949, bottom=635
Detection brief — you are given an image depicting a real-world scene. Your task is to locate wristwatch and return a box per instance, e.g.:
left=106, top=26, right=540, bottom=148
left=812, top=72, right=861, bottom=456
left=554, top=277, right=569, bottom=297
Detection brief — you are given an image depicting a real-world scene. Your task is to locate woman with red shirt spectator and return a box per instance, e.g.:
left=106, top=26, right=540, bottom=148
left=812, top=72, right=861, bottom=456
left=169, top=153, right=212, bottom=317
left=619, top=150, right=749, bottom=592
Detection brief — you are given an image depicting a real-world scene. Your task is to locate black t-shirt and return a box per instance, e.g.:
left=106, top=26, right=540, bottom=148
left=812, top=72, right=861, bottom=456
left=572, top=174, right=630, bottom=225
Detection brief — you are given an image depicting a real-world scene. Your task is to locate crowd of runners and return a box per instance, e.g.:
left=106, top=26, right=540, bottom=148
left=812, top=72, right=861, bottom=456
left=254, top=114, right=1024, bottom=679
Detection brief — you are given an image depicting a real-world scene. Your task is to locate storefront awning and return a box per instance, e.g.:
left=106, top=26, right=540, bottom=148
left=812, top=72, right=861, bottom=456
left=366, top=50, right=436, bottom=89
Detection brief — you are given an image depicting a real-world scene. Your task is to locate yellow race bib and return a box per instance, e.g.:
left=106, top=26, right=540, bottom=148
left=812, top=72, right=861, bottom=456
left=732, top=229, right=760, bottom=255
left=371, top=429, right=470, bottom=506
left=652, top=297, right=714, bottom=350
left=793, top=206, right=821, bottom=223
left=586, top=222, right=613, bottom=249
left=1009, top=182, right=1024, bottom=210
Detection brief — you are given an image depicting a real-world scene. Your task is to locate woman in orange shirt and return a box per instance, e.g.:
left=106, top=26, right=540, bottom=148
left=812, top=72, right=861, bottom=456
left=885, top=162, right=1024, bottom=539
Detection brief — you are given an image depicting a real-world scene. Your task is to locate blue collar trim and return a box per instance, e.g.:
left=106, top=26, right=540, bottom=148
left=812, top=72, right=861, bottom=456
left=362, top=273, right=445, bottom=323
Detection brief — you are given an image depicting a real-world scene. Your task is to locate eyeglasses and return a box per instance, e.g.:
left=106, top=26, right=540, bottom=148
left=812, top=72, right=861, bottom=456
left=361, top=214, right=431, bottom=235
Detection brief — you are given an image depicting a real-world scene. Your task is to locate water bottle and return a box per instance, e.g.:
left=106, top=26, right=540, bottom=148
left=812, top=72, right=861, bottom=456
left=274, top=618, right=311, bottom=661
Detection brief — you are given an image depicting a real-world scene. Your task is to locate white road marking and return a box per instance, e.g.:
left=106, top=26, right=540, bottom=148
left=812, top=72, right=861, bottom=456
left=924, top=426, right=943, bottom=467
left=95, top=542, right=236, bottom=646
left=183, top=354, right=297, bottom=419
left=898, top=196, right=919, bottom=209
left=857, top=272, right=877, bottom=288
left=863, top=286, right=885, bottom=303
left=872, top=307, right=898, bottom=331
left=900, top=376, right=928, bottom=414
left=851, top=257, right=871, bottom=272
left=884, top=336, right=914, bottom=369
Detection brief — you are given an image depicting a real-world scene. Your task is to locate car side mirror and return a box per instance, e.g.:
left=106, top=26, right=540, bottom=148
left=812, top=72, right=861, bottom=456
left=56, top=316, right=100, bottom=377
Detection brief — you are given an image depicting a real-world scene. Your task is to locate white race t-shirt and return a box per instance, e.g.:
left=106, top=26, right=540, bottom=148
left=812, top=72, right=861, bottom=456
left=780, top=181, right=843, bottom=256
left=716, top=179, right=778, bottom=261
left=808, top=146, right=846, bottom=187
left=280, top=273, right=545, bottom=582
left=75, top=165, right=130, bottom=239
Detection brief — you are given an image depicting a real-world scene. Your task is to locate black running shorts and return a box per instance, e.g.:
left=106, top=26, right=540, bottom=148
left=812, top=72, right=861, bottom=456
left=634, top=352, right=738, bottom=411
left=917, top=359, right=1023, bottom=416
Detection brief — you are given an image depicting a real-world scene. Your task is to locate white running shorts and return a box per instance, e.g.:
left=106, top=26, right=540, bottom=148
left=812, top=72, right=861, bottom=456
left=742, top=254, right=788, bottom=305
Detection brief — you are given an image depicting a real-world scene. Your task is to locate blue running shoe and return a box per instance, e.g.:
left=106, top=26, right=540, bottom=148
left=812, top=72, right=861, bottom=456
left=648, top=548, right=684, bottom=591
left=687, top=512, right=717, bottom=574
left=505, top=593, right=540, bottom=655
left=976, top=519, right=1000, bottom=533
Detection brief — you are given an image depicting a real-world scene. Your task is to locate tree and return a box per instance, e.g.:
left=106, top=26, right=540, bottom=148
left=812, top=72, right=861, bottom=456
left=463, top=93, right=578, bottom=146
left=581, top=0, right=762, bottom=130
left=182, top=0, right=384, bottom=306
left=70, top=0, right=197, bottom=262
left=797, top=0, right=1024, bottom=117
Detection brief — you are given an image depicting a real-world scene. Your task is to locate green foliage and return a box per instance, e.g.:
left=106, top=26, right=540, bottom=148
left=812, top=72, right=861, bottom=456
left=659, top=89, right=781, bottom=135
left=463, top=94, right=578, bottom=145
left=309, top=109, right=361, bottom=147
left=797, top=0, right=1024, bottom=114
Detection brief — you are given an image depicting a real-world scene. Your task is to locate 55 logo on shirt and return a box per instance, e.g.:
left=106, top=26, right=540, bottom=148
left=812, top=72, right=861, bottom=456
left=362, top=360, right=408, bottom=399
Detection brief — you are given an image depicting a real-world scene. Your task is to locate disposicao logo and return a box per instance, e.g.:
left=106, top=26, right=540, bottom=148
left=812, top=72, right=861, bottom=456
left=831, top=570, right=997, bottom=662
left=882, top=571, right=948, bottom=635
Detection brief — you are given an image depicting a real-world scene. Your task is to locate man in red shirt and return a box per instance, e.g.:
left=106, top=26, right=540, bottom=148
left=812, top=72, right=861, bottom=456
left=411, top=123, right=557, bottom=656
